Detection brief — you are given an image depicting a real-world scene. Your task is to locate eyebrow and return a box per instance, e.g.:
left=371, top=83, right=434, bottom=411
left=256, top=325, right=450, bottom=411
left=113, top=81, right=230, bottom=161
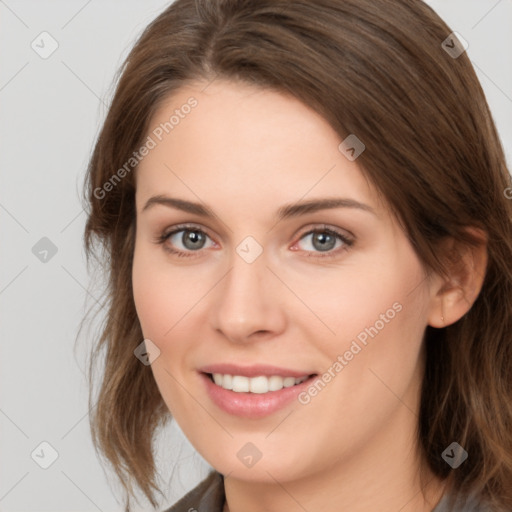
left=142, top=195, right=377, bottom=220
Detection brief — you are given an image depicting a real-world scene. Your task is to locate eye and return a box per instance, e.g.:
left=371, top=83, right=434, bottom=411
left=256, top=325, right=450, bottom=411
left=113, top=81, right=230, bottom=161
left=154, top=223, right=354, bottom=259
left=292, top=225, right=354, bottom=259
left=155, top=224, right=215, bottom=258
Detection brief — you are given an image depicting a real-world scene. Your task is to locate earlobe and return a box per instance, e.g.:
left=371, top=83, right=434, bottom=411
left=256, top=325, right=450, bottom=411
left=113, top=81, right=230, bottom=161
left=427, top=227, right=488, bottom=329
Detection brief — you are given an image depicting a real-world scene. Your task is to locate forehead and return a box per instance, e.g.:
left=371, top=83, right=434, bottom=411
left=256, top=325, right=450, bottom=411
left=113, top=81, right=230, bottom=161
left=136, top=79, right=383, bottom=215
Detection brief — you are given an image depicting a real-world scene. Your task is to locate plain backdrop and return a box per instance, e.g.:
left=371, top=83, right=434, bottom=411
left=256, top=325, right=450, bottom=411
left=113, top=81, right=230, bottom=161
left=1, top=1, right=511, bottom=511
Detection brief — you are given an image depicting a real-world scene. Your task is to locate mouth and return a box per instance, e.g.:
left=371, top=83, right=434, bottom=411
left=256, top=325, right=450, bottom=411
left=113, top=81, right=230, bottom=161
left=199, top=369, right=319, bottom=418
left=204, top=372, right=317, bottom=394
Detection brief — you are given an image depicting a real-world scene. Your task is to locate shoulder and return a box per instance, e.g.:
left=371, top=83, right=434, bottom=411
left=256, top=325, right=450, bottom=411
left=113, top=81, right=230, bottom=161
left=433, top=491, right=495, bottom=512
left=162, top=470, right=225, bottom=512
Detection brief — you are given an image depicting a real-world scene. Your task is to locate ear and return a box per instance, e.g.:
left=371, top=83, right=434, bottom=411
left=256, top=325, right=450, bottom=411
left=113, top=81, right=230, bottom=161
left=427, top=227, right=488, bottom=328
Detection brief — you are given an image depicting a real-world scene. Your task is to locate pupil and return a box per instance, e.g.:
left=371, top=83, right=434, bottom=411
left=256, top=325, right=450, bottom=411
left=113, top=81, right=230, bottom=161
left=185, top=230, right=204, bottom=249
left=314, top=232, right=334, bottom=252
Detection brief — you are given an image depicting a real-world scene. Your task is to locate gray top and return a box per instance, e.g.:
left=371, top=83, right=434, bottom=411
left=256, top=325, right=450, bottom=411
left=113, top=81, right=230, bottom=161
left=164, top=471, right=224, bottom=512
left=433, top=490, right=489, bottom=512
left=163, top=471, right=490, bottom=512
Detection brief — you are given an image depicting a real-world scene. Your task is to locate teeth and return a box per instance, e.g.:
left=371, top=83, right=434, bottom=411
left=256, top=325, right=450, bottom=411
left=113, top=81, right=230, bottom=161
left=211, top=373, right=309, bottom=393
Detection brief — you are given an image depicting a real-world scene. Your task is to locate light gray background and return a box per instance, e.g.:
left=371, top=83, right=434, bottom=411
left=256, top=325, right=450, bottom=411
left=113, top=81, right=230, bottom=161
left=1, top=1, right=511, bottom=511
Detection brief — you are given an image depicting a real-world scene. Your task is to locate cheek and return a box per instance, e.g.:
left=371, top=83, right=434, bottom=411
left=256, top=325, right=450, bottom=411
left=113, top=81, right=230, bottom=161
left=132, top=241, right=175, bottom=341
left=313, top=257, right=424, bottom=349
left=310, top=246, right=428, bottom=394
left=132, top=246, right=191, bottom=415
left=132, top=241, right=207, bottom=361
left=324, top=257, right=428, bottom=413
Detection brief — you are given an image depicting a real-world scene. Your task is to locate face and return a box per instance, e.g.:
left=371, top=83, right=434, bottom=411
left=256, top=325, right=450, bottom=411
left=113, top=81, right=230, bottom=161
left=132, top=79, right=437, bottom=484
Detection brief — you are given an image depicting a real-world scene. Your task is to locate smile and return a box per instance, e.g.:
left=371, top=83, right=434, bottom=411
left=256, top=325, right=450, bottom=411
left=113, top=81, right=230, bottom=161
left=209, top=373, right=310, bottom=393
left=199, top=369, right=318, bottom=418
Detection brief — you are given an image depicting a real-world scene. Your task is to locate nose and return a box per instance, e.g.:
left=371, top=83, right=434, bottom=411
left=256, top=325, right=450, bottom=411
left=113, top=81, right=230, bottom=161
left=210, top=247, right=287, bottom=344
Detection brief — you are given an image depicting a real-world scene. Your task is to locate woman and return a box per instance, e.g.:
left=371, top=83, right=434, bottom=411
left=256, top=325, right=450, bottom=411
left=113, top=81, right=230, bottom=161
left=82, top=0, right=512, bottom=511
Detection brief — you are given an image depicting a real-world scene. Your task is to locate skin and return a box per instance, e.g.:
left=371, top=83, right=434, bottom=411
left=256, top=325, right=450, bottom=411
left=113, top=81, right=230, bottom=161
left=132, top=79, right=487, bottom=512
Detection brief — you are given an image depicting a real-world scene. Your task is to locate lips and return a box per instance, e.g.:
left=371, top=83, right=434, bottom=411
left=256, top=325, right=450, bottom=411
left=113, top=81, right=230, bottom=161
left=198, top=363, right=314, bottom=378
left=198, top=363, right=318, bottom=418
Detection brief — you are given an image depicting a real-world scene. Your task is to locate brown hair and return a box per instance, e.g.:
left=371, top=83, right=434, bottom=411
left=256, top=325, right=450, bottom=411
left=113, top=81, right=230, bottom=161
left=82, top=0, right=512, bottom=510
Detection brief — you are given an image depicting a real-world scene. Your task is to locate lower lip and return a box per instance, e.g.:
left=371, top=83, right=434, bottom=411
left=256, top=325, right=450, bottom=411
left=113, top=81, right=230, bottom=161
left=200, top=372, right=317, bottom=418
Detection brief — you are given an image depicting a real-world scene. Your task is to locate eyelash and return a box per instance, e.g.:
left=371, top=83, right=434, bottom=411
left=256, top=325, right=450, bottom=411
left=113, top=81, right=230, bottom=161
left=153, top=223, right=354, bottom=260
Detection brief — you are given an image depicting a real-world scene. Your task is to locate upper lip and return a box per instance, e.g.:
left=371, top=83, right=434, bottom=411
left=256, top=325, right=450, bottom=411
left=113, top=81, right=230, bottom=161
left=199, top=363, right=316, bottom=378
